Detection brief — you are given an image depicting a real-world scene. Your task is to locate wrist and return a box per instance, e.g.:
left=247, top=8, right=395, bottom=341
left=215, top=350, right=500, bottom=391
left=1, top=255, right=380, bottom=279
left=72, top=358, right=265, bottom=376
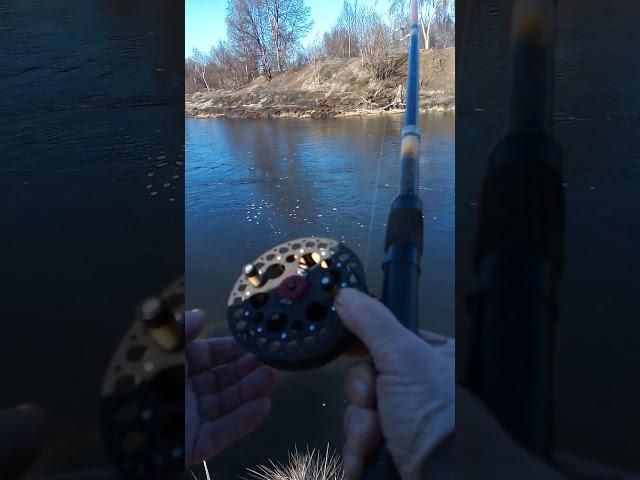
left=410, top=401, right=455, bottom=480
left=419, top=432, right=455, bottom=480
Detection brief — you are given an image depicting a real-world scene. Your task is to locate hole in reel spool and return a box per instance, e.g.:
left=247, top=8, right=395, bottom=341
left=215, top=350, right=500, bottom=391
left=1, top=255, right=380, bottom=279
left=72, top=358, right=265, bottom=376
left=267, top=313, right=288, bottom=333
left=320, top=258, right=332, bottom=269
left=249, top=292, right=269, bottom=309
left=306, top=302, right=329, bottom=322
left=299, top=252, right=321, bottom=269
left=263, top=263, right=285, bottom=280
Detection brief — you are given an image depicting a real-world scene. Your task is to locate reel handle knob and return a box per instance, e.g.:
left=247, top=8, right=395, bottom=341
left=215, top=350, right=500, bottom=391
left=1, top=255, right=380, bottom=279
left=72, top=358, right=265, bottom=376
left=138, top=296, right=183, bottom=352
left=244, top=263, right=263, bottom=287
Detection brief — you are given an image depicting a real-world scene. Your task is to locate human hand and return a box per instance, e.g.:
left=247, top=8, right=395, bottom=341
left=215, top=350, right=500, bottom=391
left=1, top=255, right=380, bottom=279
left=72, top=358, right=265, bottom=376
left=185, top=310, right=276, bottom=465
left=336, top=289, right=455, bottom=480
left=0, top=403, right=47, bottom=480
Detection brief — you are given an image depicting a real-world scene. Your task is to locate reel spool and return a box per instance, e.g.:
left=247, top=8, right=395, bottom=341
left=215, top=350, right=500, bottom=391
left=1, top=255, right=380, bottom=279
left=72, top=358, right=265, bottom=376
left=227, top=237, right=368, bottom=370
left=100, top=277, right=185, bottom=479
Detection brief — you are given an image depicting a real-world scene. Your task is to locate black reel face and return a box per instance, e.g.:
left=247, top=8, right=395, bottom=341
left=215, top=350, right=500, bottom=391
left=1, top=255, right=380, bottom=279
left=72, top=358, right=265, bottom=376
left=101, top=278, right=185, bottom=479
left=227, top=237, right=367, bottom=370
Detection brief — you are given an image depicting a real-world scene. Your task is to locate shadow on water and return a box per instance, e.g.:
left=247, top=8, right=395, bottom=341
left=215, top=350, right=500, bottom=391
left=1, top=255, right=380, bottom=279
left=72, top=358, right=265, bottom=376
left=186, top=112, right=454, bottom=476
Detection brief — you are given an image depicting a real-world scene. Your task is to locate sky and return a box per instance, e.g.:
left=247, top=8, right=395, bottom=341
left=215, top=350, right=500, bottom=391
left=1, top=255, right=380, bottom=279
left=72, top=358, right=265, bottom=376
left=185, top=0, right=391, bottom=58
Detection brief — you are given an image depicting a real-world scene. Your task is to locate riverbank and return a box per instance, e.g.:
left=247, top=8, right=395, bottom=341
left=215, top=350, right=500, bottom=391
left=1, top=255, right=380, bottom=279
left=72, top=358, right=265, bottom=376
left=185, top=48, right=454, bottom=119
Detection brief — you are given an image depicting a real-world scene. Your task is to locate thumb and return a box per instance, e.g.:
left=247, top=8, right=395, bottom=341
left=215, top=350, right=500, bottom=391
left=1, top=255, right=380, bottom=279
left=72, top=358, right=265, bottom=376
left=335, top=288, right=408, bottom=358
left=0, top=404, right=47, bottom=480
left=185, top=309, right=206, bottom=344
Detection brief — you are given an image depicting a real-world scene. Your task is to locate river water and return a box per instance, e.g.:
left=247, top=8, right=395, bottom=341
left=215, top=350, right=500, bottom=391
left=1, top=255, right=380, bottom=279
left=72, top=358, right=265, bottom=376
left=186, top=113, right=454, bottom=476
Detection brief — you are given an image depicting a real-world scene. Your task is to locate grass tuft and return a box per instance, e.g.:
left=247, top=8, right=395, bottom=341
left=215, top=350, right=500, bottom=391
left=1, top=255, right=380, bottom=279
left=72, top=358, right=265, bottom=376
left=243, top=444, right=343, bottom=480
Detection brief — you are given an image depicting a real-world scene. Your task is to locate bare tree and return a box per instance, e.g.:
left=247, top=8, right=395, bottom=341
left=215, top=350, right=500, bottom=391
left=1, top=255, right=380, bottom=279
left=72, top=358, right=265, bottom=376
left=186, top=41, right=259, bottom=93
left=359, top=6, right=399, bottom=80
left=322, top=25, right=351, bottom=58
left=336, top=0, right=361, bottom=58
left=191, top=48, right=211, bottom=91
left=227, top=0, right=273, bottom=79
left=265, top=0, right=313, bottom=72
left=210, top=41, right=256, bottom=89
left=319, top=2, right=399, bottom=79
left=185, top=58, right=199, bottom=94
left=423, top=0, right=441, bottom=50
left=306, top=32, right=323, bottom=84
left=388, top=0, right=454, bottom=49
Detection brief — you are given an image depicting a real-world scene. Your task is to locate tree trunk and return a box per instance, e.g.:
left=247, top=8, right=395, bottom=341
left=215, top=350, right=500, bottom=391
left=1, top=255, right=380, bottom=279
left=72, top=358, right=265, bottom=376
left=198, top=66, right=210, bottom=91
left=274, top=23, right=283, bottom=72
left=260, top=48, right=271, bottom=80
left=419, top=13, right=428, bottom=50
left=392, top=85, right=403, bottom=104
left=426, top=11, right=433, bottom=50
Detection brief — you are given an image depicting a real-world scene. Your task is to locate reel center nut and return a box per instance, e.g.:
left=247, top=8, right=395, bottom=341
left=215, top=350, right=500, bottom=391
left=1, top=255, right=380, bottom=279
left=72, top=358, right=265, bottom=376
left=277, top=274, right=309, bottom=301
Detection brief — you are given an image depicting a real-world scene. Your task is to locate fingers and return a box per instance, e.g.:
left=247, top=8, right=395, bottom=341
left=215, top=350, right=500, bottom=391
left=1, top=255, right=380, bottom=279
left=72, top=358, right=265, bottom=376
left=418, top=329, right=449, bottom=346
left=185, top=309, right=206, bottom=344
left=191, top=352, right=263, bottom=397
left=342, top=404, right=382, bottom=480
left=345, top=362, right=376, bottom=408
left=344, top=337, right=369, bottom=357
left=335, top=288, right=406, bottom=357
left=419, top=329, right=455, bottom=360
left=197, top=366, right=276, bottom=422
left=187, top=336, right=246, bottom=375
left=343, top=362, right=380, bottom=480
left=196, top=397, right=271, bottom=461
left=0, top=404, right=47, bottom=480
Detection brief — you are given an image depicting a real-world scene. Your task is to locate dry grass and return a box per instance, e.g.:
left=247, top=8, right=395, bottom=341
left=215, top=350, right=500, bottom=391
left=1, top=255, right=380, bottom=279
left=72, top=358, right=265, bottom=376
left=243, top=445, right=343, bottom=480
left=189, top=460, right=213, bottom=480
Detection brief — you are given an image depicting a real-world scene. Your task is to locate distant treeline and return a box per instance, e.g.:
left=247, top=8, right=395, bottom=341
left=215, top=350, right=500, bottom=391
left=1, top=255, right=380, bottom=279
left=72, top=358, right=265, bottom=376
left=186, top=0, right=454, bottom=93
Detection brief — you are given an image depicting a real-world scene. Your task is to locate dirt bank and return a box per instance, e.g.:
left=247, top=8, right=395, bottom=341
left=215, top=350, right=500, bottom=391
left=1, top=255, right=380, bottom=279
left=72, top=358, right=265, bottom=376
left=186, top=48, right=454, bottom=119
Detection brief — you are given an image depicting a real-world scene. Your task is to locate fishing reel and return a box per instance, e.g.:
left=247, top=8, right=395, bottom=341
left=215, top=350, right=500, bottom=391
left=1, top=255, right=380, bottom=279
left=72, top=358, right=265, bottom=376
left=100, top=277, right=185, bottom=479
left=227, top=237, right=368, bottom=370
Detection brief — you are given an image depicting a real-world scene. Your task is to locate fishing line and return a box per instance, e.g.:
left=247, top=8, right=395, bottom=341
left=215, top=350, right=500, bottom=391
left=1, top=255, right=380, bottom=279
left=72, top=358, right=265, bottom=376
left=364, top=114, right=389, bottom=272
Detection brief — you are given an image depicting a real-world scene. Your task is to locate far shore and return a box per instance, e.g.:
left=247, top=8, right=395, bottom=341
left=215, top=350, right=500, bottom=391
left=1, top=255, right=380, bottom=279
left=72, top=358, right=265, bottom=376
left=186, top=48, right=455, bottom=120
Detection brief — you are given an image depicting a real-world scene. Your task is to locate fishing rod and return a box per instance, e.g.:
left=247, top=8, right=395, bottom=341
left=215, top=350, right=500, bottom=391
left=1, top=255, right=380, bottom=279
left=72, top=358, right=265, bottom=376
left=466, top=0, right=562, bottom=462
left=360, top=0, right=423, bottom=477
left=380, top=0, right=423, bottom=333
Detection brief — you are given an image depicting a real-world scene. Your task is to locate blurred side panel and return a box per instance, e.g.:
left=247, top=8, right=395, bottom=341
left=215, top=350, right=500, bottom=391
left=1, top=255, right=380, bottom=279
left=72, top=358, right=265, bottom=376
left=0, top=0, right=185, bottom=478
